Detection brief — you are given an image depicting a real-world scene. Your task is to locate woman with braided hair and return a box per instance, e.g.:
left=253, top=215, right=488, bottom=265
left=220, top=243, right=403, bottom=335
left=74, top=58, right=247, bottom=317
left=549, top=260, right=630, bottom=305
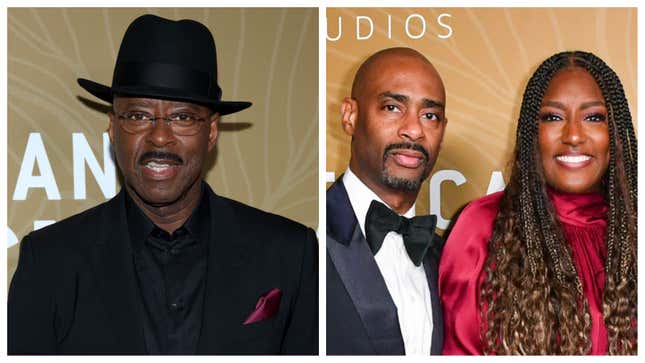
left=439, top=51, right=637, bottom=355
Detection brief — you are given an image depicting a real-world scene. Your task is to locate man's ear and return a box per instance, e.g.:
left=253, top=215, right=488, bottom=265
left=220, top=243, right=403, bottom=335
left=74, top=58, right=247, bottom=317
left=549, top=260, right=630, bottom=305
left=438, top=117, right=448, bottom=150
left=341, top=97, right=359, bottom=136
left=107, top=111, right=116, bottom=145
left=207, top=112, right=220, bottom=151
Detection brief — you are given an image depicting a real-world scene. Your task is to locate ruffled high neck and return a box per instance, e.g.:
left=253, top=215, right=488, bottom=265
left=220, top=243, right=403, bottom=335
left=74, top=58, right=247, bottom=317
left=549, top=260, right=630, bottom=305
left=547, top=187, right=608, bottom=227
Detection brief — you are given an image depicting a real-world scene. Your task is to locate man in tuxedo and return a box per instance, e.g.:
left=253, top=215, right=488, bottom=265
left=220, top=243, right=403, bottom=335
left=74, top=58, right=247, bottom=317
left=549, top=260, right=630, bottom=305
left=8, top=14, right=317, bottom=355
left=327, top=47, right=446, bottom=355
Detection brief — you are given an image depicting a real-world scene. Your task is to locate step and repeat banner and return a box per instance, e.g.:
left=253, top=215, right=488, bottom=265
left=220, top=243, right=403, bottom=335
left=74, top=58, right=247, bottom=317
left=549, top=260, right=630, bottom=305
left=326, top=7, right=637, bottom=230
left=8, top=8, right=318, bottom=282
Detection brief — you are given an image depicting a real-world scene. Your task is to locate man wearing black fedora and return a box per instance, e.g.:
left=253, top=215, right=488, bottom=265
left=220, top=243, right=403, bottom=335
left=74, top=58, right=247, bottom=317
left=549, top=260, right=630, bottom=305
left=8, top=14, right=317, bottom=355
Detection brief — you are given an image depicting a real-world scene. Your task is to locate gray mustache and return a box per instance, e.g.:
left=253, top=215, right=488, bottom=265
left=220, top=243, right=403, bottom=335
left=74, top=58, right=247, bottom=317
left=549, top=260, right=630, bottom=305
left=139, top=151, right=183, bottom=165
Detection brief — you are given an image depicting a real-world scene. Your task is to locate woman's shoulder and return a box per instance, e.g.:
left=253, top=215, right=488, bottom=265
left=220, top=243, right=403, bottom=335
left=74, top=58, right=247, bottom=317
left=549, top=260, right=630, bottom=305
left=439, top=191, right=504, bottom=289
left=456, top=190, right=505, bottom=227
left=441, top=191, right=504, bottom=260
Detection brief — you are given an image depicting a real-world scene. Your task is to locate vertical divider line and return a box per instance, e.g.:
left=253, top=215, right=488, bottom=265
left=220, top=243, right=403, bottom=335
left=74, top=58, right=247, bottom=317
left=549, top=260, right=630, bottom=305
left=318, top=3, right=327, bottom=357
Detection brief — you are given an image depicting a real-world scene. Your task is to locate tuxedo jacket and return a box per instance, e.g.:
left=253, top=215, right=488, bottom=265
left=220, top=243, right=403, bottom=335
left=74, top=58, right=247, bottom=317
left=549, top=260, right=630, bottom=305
left=326, top=179, right=443, bottom=355
left=8, top=184, right=318, bottom=355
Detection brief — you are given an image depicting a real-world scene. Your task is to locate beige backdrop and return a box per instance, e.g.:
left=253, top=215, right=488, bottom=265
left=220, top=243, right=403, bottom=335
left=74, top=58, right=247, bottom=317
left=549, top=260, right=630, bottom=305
left=327, top=7, right=637, bottom=230
left=8, top=8, right=318, bottom=283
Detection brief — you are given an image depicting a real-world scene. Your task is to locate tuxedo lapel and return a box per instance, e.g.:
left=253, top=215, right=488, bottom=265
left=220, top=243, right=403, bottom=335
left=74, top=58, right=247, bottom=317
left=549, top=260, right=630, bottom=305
left=90, top=190, right=145, bottom=353
left=327, top=180, right=404, bottom=355
left=326, top=178, right=357, bottom=244
left=422, top=237, right=444, bottom=355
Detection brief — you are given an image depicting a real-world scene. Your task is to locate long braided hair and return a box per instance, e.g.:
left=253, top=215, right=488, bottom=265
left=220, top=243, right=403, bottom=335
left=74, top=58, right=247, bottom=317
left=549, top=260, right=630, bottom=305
left=480, top=51, right=637, bottom=355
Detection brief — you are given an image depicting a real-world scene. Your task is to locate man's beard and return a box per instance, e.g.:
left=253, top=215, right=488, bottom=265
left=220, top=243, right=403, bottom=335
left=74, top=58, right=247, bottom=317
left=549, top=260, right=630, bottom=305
left=380, top=142, right=431, bottom=191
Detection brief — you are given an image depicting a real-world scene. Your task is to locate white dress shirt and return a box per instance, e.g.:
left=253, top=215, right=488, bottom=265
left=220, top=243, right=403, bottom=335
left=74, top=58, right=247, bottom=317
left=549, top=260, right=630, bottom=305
left=342, top=168, right=433, bottom=355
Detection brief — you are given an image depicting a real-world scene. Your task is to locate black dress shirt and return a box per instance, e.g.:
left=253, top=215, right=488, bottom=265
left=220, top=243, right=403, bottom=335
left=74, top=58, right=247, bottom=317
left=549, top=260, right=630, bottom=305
left=126, top=188, right=210, bottom=354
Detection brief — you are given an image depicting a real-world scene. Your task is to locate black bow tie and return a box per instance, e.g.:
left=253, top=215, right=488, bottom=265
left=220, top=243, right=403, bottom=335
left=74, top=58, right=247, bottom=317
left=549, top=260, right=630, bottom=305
left=365, top=200, right=436, bottom=266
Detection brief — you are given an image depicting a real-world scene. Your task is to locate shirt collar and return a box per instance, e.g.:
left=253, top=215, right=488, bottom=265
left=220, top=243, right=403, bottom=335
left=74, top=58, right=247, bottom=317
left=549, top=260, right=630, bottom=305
left=125, top=183, right=210, bottom=251
left=342, top=167, right=415, bottom=238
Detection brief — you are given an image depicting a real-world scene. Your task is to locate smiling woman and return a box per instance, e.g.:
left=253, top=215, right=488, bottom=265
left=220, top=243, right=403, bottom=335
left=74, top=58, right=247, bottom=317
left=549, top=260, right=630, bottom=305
left=538, top=68, right=610, bottom=194
left=439, top=51, right=637, bottom=355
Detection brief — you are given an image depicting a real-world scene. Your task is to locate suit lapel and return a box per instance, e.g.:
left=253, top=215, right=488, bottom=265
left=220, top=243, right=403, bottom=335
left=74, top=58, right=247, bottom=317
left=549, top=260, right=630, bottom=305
left=422, top=237, right=444, bottom=355
left=90, top=190, right=145, bottom=353
left=327, top=180, right=405, bottom=355
left=197, top=187, right=246, bottom=354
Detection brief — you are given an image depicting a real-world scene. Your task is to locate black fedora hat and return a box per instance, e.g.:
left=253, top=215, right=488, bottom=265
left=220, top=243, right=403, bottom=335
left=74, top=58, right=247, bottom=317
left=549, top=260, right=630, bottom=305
left=78, top=14, right=251, bottom=115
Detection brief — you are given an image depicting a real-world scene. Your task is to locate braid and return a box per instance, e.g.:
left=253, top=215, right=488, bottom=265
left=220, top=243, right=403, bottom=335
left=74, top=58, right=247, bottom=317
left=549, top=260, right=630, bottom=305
left=480, top=51, right=637, bottom=355
left=576, top=52, right=637, bottom=354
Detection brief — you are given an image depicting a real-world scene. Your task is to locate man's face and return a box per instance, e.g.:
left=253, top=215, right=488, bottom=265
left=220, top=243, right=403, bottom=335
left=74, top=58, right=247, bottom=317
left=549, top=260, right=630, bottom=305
left=108, top=96, right=219, bottom=206
left=343, top=54, right=447, bottom=195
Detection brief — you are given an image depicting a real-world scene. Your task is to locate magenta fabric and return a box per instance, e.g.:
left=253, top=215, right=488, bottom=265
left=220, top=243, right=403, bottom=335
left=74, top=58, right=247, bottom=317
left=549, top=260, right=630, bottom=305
left=243, top=288, right=282, bottom=325
left=439, top=189, right=609, bottom=355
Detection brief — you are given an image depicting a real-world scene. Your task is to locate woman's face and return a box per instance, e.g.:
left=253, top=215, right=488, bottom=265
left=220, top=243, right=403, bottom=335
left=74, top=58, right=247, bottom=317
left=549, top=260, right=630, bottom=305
left=538, top=67, right=610, bottom=194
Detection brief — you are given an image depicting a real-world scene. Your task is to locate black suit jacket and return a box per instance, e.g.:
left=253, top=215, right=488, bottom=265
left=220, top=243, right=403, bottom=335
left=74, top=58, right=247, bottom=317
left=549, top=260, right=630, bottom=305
left=8, top=184, right=318, bottom=355
left=326, top=179, right=443, bottom=355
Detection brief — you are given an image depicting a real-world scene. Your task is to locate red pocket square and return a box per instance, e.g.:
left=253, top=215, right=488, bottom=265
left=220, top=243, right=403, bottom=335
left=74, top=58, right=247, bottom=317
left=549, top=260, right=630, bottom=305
left=243, top=288, right=282, bottom=325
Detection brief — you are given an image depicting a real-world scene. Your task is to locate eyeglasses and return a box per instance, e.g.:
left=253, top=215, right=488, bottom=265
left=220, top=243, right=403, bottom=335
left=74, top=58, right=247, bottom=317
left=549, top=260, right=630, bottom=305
left=116, top=111, right=207, bottom=136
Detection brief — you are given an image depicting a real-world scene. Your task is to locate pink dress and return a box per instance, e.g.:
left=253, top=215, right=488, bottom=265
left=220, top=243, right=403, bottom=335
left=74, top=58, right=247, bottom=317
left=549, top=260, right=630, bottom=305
left=439, top=189, right=609, bottom=355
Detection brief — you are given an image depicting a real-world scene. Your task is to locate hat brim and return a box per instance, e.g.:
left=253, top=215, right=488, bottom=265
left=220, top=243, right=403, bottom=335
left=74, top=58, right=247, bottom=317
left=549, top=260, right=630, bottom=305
left=78, top=78, right=252, bottom=116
